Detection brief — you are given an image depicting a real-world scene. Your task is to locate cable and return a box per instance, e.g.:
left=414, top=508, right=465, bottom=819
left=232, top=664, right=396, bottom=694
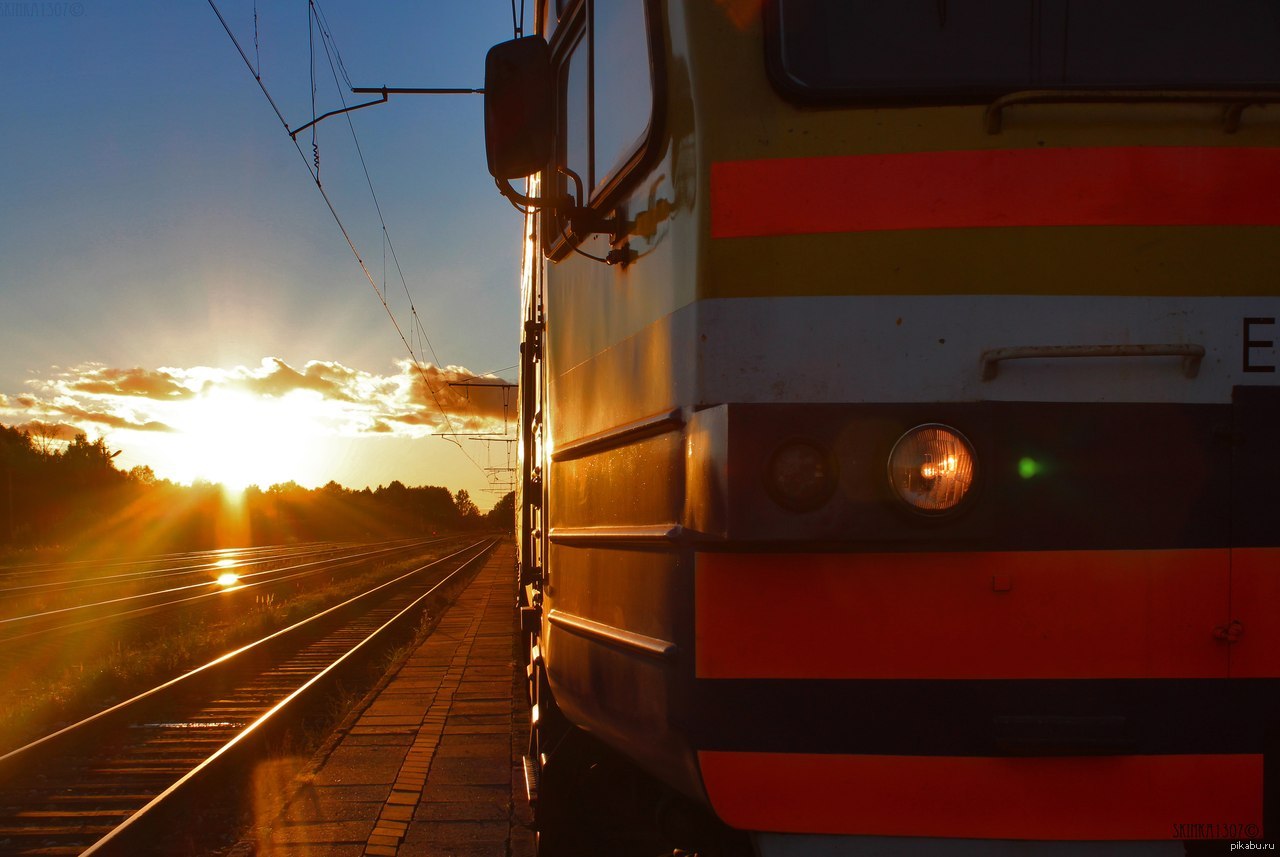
left=306, top=2, right=491, bottom=472
left=206, top=0, right=291, bottom=131
left=307, top=3, right=498, bottom=450
left=560, top=223, right=612, bottom=264
left=206, top=0, right=490, bottom=477
left=311, top=0, right=354, bottom=89
left=310, top=6, right=454, bottom=407
left=308, top=0, right=319, bottom=179
left=252, top=0, right=261, bottom=77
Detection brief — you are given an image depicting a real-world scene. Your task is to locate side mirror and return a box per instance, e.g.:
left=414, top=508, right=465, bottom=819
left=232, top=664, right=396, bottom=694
left=484, top=37, right=554, bottom=181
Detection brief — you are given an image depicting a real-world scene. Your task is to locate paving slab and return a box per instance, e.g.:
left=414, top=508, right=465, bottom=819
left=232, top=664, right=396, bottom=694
left=236, top=543, right=534, bottom=857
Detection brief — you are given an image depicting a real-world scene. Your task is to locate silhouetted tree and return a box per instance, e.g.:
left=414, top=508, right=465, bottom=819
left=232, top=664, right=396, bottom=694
left=486, top=491, right=515, bottom=532
left=0, top=421, right=491, bottom=553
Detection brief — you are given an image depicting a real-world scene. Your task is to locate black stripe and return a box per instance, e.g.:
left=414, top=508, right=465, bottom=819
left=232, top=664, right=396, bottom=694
left=698, top=397, right=1280, bottom=551
left=690, top=678, right=1280, bottom=756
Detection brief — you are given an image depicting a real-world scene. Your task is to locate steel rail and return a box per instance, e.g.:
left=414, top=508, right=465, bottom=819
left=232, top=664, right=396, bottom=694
left=0, top=537, right=463, bottom=643
left=0, top=538, right=498, bottom=855
left=0, top=541, right=355, bottom=597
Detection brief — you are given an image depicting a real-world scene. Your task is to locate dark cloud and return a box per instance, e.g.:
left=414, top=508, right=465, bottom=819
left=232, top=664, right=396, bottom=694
left=404, top=363, right=514, bottom=426
left=53, top=404, right=174, bottom=433
left=232, top=358, right=358, bottom=401
left=66, top=366, right=194, bottom=400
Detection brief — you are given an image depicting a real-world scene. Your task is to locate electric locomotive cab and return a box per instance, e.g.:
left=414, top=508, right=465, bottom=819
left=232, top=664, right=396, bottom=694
left=488, top=1, right=1280, bottom=854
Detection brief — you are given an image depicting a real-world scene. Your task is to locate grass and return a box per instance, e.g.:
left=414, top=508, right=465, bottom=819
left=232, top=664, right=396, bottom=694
left=0, top=538, right=474, bottom=753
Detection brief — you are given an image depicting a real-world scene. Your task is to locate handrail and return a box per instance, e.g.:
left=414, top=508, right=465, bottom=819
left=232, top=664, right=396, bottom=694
left=547, top=608, right=678, bottom=661
left=985, top=89, right=1280, bottom=134
left=980, top=343, right=1205, bottom=381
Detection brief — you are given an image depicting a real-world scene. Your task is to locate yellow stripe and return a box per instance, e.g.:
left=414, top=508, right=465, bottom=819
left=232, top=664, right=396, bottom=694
left=704, top=226, right=1280, bottom=299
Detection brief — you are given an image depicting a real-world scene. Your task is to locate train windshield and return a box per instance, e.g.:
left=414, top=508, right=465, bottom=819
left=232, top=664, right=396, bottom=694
left=768, top=0, right=1280, bottom=100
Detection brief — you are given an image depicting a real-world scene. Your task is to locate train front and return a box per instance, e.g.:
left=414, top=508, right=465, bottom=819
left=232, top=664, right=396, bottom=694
left=679, top=2, right=1280, bottom=854
left=490, top=1, right=1280, bottom=854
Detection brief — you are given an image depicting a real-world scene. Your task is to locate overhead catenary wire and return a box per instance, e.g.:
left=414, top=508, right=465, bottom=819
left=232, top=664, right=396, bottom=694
left=306, top=0, right=500, bottom=479
left=252, top=0, right=261, bottom=76
left=310, top=0, right=354, bottom=90
left=205, top=0, right=490, bottom=479
left=308, top=1, right=320, bottom=177
left=309, top=1, right=431, bottom=363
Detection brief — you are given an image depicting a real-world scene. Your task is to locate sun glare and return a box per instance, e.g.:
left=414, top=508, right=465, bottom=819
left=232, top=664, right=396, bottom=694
left=216, top=572, right=240, bottom=587
left=166, top=389, right=329, bottom=490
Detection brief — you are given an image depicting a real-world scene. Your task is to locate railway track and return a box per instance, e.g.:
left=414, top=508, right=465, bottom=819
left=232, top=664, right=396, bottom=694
left=0, top=537, right=497, bottom=856
left=0, top=539, right=434, bottom=622
left=0, top=537, right=467, bottom=648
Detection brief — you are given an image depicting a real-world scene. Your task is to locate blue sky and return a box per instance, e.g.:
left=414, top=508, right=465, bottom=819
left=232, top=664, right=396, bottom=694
left=0, top=1, right=525, bottom=505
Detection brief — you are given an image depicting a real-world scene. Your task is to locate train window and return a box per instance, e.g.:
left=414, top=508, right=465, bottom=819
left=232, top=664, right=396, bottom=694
left=592, top=0, right=652, bottom=193
left=558, top=30, right=590, bottom=203
left=551, top=0, right=654, bottom=209
left=767, top=0, right=1280, bottom=101
left=1059, top=3, right=1280, bottom=86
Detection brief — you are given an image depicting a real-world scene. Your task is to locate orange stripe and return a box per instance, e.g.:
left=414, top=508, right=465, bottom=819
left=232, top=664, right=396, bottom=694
left=710, top=147, right=1280, bottom=238
left=698, top=751, right=1263, bottom=840
left=1231, top=547, right=1280, bottom=678
left=695, top=550, right=1230, bottom=680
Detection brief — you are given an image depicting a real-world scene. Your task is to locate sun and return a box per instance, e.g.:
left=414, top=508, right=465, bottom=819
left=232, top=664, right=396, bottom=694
left=168, top=389, right=327, bottom=490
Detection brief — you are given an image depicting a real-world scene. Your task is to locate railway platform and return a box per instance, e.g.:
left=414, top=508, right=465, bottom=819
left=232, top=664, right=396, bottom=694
left=236, top=542, right=534, bottom=857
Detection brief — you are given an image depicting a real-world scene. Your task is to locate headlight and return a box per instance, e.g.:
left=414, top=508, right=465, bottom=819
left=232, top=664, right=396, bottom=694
left=887, top=424, right=976, bottom=514
left=766, top=439, right=837, bottom=511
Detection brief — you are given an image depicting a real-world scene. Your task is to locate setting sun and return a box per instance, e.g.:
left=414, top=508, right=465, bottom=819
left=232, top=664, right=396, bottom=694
left=166, top=389, right=327, bottom=490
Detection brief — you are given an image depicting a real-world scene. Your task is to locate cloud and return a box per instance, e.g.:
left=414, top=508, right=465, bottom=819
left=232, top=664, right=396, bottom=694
left=228, top=358, right=360, bottom=402
left=1, top=357, right=514, bottom=444
left=55, top=404, right=174, bottom=432
left=399, top=362, right=515, bottom=431
left=10, top=399, right=174, bottom=433
left=65, top=365, right=195, bottom=400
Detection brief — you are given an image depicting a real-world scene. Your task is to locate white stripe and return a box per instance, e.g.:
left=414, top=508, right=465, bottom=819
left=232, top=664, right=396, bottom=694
left=695, top=296, right=1279, bottom=404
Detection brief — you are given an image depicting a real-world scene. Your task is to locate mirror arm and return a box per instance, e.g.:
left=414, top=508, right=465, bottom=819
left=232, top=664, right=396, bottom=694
left=495, top=178, right=620, bottom=239
left=495, top=177, right=570, bottom=211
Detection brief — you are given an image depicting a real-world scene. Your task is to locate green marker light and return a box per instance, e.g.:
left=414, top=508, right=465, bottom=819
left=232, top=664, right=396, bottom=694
left=1018, top=457, right=1040, bottom=479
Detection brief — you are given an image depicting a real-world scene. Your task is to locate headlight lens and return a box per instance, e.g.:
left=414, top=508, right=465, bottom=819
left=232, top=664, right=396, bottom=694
left=888, top=425, right=976, bottom=513
left=766, top=440, right=836, bottom=511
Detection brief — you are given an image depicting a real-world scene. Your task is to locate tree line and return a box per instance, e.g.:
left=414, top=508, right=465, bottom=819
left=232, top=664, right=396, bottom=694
left=0, top=424, right=513, bottom=555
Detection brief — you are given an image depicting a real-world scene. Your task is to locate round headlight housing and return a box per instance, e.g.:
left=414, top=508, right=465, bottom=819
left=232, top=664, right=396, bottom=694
left=766, top=439, right=837, bottom=511
left=887, top=424, right=976, bottom=514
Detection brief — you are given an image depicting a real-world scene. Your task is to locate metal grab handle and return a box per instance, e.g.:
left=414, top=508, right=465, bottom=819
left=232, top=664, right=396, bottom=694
left=984, top=89, right=1280, bottom=134
left=980, top=343, right=1205, bottom=381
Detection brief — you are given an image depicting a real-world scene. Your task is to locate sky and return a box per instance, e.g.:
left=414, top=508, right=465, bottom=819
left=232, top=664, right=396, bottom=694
left=0, top=1, right=526, bottom=507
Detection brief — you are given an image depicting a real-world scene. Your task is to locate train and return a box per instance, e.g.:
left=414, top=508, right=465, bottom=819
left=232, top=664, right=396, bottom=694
left=482, top=1, right=1280, bottom=854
